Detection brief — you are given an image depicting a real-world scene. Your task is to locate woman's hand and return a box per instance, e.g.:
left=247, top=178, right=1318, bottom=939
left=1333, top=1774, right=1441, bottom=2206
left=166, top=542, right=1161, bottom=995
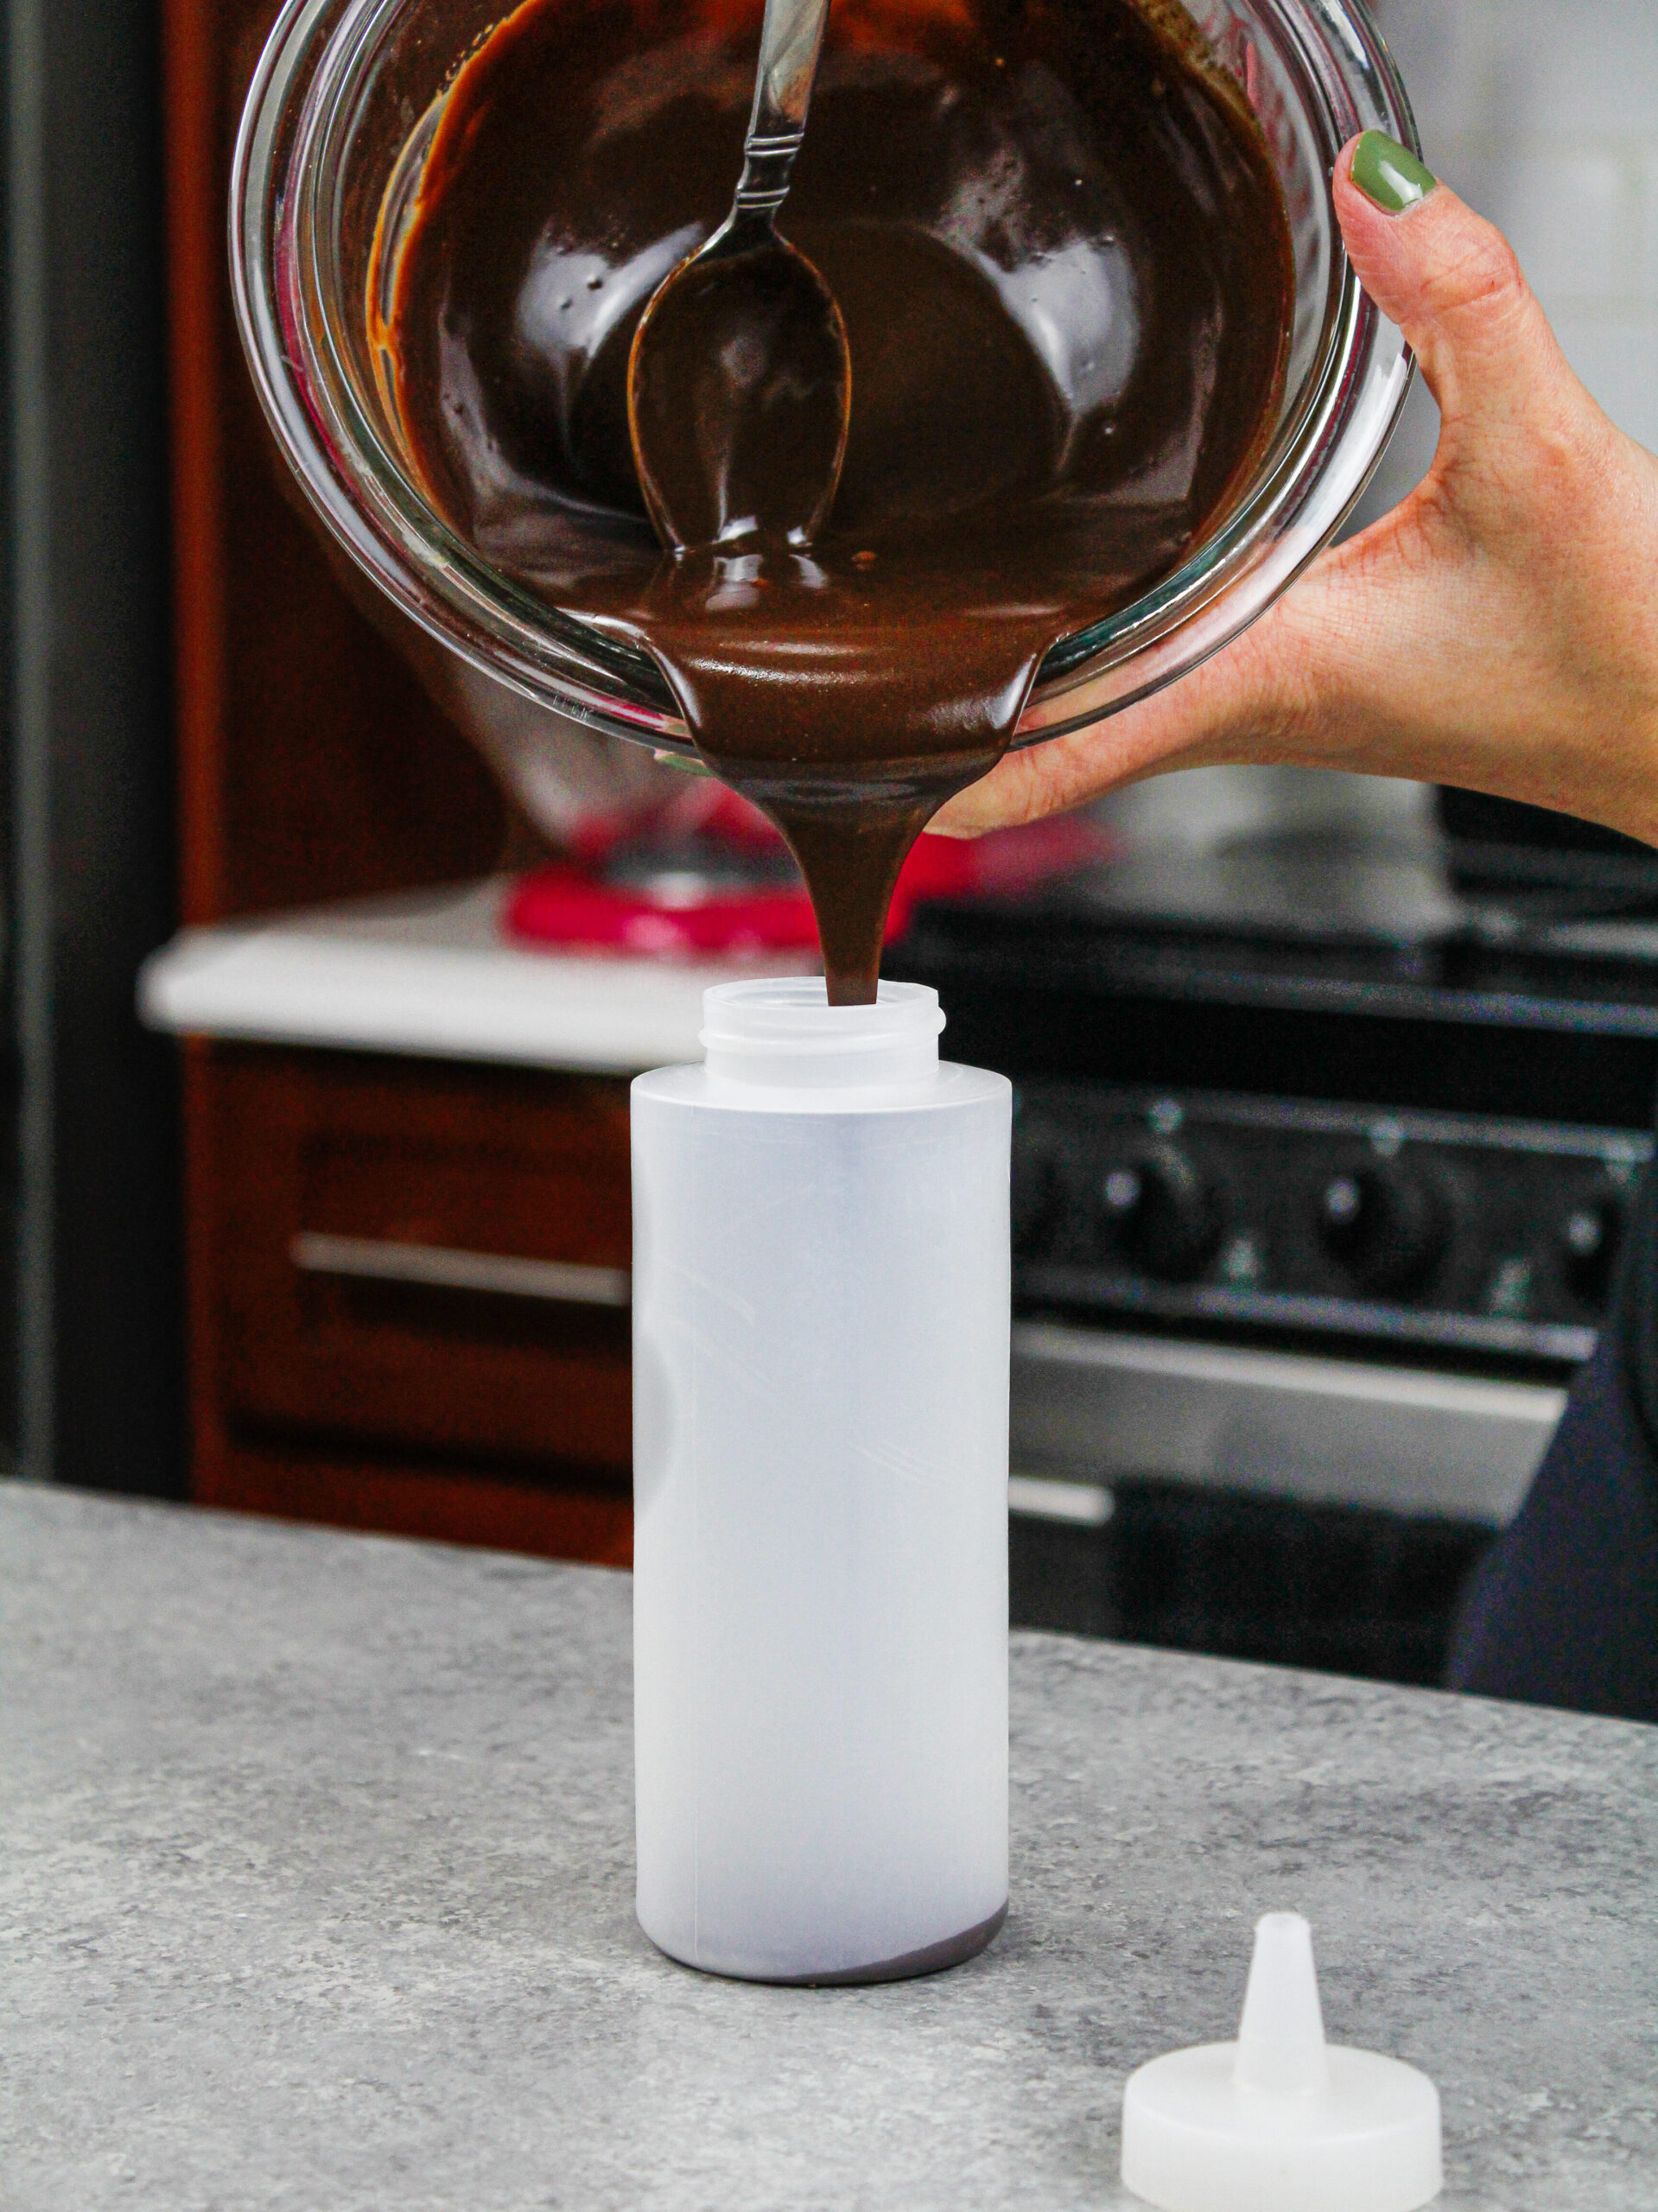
left=935, top=132, right=1658, bottom=844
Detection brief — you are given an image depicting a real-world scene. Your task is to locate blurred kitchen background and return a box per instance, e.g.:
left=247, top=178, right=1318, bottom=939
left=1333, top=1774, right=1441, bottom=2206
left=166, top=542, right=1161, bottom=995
left=5, top=0, right=1658, bottom=1690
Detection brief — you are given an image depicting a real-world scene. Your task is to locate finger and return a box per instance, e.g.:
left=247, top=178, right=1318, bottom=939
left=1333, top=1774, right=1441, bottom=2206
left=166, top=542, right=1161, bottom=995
left=931, top=592, right=1321, bottom=835
left=1334, top=133, right=1563, bottom=435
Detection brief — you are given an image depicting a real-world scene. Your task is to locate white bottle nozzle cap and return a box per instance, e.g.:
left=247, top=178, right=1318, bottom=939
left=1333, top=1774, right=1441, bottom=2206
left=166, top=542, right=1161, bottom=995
left=1233, top=1910, right=1329, bottom=2096
left=1121, top=1913, right=1443, bottom=2212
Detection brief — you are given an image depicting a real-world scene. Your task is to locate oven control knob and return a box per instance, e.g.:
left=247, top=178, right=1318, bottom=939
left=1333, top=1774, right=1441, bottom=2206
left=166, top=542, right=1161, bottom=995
left=1100, top=1145, right=1222, bottom=1281
left=1560, top=1192, right=1626, bottom=1305
left=1317, top=1164, right=1448, bottom=1296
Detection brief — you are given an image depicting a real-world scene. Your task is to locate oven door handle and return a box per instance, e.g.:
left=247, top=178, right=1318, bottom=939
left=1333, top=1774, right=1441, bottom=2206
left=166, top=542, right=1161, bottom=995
left=290, top=1231, right=632, bottom=1309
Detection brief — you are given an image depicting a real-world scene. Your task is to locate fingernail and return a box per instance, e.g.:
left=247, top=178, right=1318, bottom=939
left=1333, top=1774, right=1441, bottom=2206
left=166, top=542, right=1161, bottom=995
left=1349, top=130, right=1437, bottom=214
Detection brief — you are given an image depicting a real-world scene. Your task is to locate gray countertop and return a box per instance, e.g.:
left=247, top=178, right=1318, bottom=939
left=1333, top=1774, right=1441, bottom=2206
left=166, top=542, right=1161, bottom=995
left=3, top=1487, right=1655, bottom=2211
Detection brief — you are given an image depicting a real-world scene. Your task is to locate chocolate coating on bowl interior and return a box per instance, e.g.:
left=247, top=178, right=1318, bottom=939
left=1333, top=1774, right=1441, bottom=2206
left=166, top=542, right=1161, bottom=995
left=388, top=0, right=1293, bottom=1001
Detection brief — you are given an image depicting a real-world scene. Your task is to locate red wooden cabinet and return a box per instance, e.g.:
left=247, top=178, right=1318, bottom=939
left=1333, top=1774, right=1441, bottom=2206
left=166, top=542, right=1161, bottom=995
left=185, top=1043, right=635, bottom=1562
left=163, top=5, right=632, bottom=1560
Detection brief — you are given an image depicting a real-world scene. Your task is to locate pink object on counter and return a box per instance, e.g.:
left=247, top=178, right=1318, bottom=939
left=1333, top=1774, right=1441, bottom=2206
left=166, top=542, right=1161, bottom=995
left=504, top=798, right=1107, bottom=960
left=506, top=871, right=824, bottom=960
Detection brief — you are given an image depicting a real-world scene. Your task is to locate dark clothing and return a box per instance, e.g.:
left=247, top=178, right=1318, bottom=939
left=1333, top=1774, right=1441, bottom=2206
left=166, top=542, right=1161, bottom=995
left=1447, top=1152, right=1658, bottom=1723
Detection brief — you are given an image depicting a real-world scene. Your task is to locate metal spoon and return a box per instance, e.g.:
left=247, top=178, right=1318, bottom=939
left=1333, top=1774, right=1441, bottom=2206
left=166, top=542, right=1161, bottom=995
left=626, top=0, right=850, bottom=554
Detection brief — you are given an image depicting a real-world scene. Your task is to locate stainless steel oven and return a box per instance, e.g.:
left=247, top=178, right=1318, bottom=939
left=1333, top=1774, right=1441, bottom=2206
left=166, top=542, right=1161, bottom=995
left=894, top=822, right=1658, bottom=1683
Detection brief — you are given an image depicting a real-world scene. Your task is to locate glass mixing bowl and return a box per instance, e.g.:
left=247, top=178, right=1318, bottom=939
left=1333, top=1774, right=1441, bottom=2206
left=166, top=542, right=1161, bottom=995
left=232, top=0, right=1418, bottom=776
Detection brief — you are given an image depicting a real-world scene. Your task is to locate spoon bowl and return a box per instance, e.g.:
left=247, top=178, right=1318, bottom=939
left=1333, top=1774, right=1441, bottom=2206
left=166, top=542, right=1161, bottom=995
left=627, top=0, right=848, bottom=555
left=629, top=214, right=850, bottom=553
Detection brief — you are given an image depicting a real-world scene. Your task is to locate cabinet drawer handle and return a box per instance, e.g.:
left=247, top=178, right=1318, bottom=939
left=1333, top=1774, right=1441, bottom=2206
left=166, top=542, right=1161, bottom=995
left=290, top=1232, right=632, bottom=1309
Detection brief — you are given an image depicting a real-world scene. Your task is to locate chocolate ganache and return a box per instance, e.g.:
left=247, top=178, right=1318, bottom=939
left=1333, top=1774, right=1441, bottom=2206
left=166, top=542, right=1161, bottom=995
left=387, top=0, right=1294, bottom=1000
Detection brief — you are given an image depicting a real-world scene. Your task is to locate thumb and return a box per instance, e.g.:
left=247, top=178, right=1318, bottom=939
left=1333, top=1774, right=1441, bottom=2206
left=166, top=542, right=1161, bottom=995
left=1333, top=133, right=1560, bottom=436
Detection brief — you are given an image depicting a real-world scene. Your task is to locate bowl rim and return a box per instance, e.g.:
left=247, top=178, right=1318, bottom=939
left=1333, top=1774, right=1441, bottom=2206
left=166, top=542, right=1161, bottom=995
left=231, top=0, right=1420, bottom=757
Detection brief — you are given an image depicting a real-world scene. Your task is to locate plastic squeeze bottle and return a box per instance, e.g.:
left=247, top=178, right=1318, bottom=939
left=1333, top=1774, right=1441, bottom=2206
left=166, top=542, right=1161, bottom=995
left=631, top=978, right=1012, bottom=1982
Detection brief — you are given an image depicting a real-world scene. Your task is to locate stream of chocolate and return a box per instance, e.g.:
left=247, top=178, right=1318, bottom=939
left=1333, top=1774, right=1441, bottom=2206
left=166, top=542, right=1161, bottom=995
left=387, top=0, right=1293, bottom=1000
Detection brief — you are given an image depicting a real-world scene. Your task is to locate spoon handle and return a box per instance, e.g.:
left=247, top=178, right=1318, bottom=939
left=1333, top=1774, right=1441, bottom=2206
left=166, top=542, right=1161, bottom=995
left=734, top=0, right=833, bottom=218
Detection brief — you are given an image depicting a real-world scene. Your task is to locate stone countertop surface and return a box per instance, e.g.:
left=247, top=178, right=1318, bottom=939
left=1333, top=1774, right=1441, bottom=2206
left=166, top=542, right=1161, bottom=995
left=3, top=1489, right=1655, bottom=2212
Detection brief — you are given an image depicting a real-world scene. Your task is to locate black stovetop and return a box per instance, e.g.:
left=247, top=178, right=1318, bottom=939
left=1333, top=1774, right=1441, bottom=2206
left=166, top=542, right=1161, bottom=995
left=891, top=829, right=1658, bottom=1128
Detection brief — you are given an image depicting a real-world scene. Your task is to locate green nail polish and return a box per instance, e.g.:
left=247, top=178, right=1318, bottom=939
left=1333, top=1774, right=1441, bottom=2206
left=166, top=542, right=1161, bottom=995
left=1350, top=130, right=1437, bottom=213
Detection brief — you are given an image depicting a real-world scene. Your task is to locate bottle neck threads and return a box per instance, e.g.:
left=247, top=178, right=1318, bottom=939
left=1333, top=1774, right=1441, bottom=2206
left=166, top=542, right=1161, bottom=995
left=701, top=978, right=944, bottom=1096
